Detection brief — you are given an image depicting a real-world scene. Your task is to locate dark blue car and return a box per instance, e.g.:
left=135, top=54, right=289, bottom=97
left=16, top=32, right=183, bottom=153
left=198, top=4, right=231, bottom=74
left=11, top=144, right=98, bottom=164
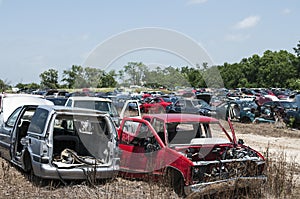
left=166, top=98, right=215, bottom=116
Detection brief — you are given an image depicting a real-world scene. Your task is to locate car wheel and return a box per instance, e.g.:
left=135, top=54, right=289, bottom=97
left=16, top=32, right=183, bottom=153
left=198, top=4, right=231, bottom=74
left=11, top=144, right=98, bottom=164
left=240, top=116, right=251, bottom=123
left=166, top=169, right=186, bottom=197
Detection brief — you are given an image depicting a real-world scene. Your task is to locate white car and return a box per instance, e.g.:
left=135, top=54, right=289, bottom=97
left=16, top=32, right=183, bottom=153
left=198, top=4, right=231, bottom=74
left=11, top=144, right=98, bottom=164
left=0, top=94, right=53, bottom=127
left=65, top=96, right=120, bottom=126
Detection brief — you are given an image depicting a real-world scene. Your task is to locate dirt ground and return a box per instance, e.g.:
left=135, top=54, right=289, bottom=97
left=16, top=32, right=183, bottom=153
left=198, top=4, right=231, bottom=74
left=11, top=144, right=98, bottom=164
left=0, top=121, right=299, bottom=198
left=227, top=121, right=300, bottom=164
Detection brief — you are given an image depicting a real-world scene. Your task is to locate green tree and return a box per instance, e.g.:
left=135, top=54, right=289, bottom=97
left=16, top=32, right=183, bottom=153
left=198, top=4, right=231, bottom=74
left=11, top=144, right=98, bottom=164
left=124, top=62, right=147, bottom=86
left=99, top=70, right=117, bottom=88
left=293, top=40, right=300, bottom=57
left=0, top=79, right=9, bottom=92
left=40, top=69, right=59, bottom=89
left=84, top=67, right=104, bottom=88
left=219, top=62, right=245, bottom=88
left=62, top=65, right=86, bottom=89
left=15, top=82, right=40, bottom=92
left=181, top=66, right=203, bottom=88
left=259, top=50, right=297, bottom=88
left=218, top=48, right=299, bottom=89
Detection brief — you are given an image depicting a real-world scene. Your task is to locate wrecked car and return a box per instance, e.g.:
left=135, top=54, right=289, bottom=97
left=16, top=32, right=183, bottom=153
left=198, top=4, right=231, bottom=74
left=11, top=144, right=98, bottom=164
left=65, top=96, right=120, bottom=126
left=140, top=97, right=172, bottom=113
left=166, top=98, right=215, bottom=117
left=0, top=105, right=119, bottom=181
left=284, top=94, right=300, bottom=128
left=226, top=99, right=259, bottom=123
left=0, top=94, right=53, bottom=128
left=118, top=113, right=266, bottom=196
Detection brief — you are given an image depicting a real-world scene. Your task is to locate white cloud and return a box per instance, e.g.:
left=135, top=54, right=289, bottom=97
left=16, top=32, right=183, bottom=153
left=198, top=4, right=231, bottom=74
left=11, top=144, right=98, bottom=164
left=225, top=34, right=250, bottom=42
left=234, top=16, right=260, bottom=29
left=282, top=8, right=291, bottom=15
left=186, top=0, right=208, bottom=5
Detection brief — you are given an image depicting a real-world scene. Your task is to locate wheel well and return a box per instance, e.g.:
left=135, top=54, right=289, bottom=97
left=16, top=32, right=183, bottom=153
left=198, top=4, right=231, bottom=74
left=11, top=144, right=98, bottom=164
left=165, top=167, right=186, bottom=197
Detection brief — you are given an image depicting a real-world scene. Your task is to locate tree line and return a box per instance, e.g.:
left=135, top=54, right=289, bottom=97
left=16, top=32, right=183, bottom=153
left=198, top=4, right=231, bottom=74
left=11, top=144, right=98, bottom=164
left=1, top=41, right=300, bottom=92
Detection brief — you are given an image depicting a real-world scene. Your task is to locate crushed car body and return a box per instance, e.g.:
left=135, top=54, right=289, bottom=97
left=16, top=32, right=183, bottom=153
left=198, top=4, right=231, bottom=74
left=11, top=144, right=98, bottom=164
left=0, top=105, right=119, bottom=181
left=117, top=113, right=266, bottom=196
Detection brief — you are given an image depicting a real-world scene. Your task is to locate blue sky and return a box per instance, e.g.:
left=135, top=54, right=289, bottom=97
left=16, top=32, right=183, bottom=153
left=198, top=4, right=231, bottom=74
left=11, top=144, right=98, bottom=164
left=0, top=0, right=299, bottom=85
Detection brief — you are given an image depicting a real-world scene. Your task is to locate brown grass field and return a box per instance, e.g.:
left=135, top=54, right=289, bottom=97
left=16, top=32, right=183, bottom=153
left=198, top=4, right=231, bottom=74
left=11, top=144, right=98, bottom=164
left=0, top=121, right=299, bottom=199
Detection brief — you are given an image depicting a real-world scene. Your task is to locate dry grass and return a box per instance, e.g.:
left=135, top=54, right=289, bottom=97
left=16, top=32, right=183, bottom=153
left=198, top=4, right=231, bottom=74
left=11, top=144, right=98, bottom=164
left=263, top=148, right=300, bottom=199
left=0, top=160, right=179, bottom=199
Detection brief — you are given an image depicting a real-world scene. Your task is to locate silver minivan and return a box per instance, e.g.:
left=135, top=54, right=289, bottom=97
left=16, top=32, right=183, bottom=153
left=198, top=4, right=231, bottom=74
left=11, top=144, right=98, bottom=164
left=0, top=105, right=119, bottom=181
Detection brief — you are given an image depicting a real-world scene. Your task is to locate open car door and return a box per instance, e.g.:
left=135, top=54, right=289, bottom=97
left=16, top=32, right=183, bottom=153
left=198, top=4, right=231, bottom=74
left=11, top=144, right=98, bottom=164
left=120, top=100, right=141, bottom=120
left=118, top=117, right=165, bottom=174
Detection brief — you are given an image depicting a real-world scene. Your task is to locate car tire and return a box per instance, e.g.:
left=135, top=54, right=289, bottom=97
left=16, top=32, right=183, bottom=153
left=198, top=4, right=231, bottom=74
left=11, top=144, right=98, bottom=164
left=166, top=169, right=186, bottom=197
left=240, top=116, right=251, bottom=123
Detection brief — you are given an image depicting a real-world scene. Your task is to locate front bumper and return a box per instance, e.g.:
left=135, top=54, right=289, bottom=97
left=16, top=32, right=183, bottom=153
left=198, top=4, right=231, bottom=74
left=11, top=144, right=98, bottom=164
left=184, top=175, right=267, bottom=196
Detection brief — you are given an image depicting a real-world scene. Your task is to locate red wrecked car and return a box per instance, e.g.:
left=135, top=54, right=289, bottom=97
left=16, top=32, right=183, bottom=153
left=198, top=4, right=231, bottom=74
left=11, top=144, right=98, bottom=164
left=117, top=114, right=266, bottom=196
left=140, top=97, right=172, bottom=113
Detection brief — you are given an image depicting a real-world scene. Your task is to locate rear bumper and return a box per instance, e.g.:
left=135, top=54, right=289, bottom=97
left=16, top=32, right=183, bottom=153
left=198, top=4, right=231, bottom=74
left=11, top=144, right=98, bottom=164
left=32, top=158, right=120, bottom=180
left=184, top=175, right=267, bottom=196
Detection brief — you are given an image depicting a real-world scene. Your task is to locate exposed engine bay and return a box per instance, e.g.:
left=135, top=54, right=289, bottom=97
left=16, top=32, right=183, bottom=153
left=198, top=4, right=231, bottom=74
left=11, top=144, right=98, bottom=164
left=184, top=144, right=265, bottom=184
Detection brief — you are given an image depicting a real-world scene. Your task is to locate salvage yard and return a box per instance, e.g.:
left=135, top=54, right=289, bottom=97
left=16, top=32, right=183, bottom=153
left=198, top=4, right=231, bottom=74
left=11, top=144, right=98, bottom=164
left=0, top=121, right=299, bottom=199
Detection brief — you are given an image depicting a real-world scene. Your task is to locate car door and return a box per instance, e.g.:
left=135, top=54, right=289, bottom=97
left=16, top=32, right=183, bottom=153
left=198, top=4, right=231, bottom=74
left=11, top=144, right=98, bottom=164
left=118, top=119, right=148, bottom=173
left=17, top=107, right=49, bottom=163
left=120, top=100, right=141, bottom=120
left=0, top=107, right=23, bottom=160
left=9, top=105, right=44, bottom=165
left=118, top=118, right=164, bottom=173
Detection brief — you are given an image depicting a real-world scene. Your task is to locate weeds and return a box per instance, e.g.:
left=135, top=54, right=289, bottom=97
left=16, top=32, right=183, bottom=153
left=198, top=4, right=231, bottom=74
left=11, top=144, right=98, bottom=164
left=263, top=146, right=299, bottom=198
left=0, top=146, right=298, bottom=198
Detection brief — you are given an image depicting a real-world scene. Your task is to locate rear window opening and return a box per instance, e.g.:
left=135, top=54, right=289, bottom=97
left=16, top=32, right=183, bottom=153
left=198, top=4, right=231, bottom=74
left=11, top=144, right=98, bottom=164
left=52, top=115, right=112, bottom=167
